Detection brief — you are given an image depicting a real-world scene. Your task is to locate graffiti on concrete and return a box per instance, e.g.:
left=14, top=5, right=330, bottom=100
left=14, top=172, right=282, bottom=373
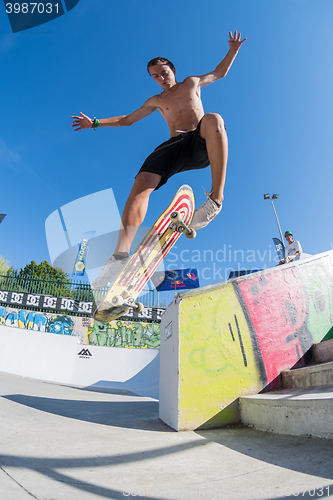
left=235, top=255, right=333, bottom=383
left=88, top=320, right=160, bottom=349
left=177, top=251, right=333, bottom=429
left=0, top=307, right=83, bottom=341
left=180, top=282, right=263, bottom=429
left=183, top=256, right=333, bottom=385
left=236, top=268, right=311, bottom=382
left=0, top=306, right=160, bottom=348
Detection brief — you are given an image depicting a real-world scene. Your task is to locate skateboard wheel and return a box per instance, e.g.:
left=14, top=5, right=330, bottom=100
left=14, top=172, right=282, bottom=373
left=112, top=295, right=124, bottom=307
left=185, top=228, right=196, bottom=239
left=133, top=302, right=144, bottom=313
left=170, top=211, right=182, bottom=223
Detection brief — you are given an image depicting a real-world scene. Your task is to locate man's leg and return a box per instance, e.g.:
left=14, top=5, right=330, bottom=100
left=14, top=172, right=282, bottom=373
left=91, top=171, right=161, bottom=289
left=199, top=113, right=228, bottom=204
left=189, top=113, right=227, bottom=230
left=114, top=171, right=162, bottom=255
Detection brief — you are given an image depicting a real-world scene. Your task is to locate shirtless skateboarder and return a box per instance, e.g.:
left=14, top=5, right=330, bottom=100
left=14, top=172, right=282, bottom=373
left=72, top=31, right=246, bottom=289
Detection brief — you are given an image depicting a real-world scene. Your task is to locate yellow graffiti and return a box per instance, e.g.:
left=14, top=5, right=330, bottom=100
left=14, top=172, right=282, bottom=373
left=178, top=283, right=262, bottom=430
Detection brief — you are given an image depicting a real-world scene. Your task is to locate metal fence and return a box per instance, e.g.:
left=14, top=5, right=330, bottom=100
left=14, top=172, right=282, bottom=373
left=0, top=274, right=160, bottom=308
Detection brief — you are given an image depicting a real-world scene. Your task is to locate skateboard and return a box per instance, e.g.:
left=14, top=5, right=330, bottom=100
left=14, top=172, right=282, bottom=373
left=93, top=185, right=196, bottom=322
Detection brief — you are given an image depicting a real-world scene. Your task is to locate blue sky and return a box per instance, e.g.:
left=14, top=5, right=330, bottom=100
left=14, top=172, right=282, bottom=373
left=1, top=0, right=333, bottom=290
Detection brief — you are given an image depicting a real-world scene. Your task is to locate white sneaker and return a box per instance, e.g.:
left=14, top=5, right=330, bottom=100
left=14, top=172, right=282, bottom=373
left=91, top=255, right=129, bottom=290
left=190, top=188, right=222, bottom=230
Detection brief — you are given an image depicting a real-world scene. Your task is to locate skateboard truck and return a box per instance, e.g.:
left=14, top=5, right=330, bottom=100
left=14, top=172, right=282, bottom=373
left=170, top=211, right=196, bottom=239
left=111, top=294, right=144, bottom=313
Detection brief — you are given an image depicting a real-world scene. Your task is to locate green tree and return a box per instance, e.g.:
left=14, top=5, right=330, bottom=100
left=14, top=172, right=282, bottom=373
left=19, top=260, right=68, bottom=281
left=14, top=260, right=71, bottom=296
left=0, top=255, right=12, bottom=275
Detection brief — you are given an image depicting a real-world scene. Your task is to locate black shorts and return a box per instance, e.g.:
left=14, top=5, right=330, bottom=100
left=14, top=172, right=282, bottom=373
left=137, top=119, right=210, bottom=190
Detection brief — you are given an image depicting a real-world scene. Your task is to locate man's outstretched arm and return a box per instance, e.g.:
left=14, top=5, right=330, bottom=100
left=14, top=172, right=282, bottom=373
left=198, top=31, right=246, bottom=87
left=71, top=98, right=157, bottom=131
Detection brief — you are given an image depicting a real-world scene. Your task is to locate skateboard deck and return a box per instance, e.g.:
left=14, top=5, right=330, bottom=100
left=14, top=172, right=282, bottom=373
left=93, top=185, right=195, bottom=322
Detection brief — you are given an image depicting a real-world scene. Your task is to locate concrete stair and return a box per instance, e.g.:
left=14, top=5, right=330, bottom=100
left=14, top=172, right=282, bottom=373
left=281, top=361, right=333, bottom=389
left=239, top=339, right=333, bottom=439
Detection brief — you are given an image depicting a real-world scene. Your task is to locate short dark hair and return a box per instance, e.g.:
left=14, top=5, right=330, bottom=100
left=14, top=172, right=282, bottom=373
left=147, top=57, right=175, bottom=74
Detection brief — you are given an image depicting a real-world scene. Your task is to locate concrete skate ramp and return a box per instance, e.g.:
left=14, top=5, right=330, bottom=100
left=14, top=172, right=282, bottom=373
left=159, top=250, right=333, bottom=430
left=0, top=327, right=159, bottom=399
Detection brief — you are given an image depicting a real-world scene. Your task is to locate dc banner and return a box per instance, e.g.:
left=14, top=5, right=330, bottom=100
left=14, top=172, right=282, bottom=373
left=0, top=289, right=93, bottom=314
left=272, top=238, right=285, bottom=261
left=72, top=231, right=96, bottom=277
left=121, top=306, right=164, bottom=322
left=151, top=269, right=200, bottom=292
left=3, top=0, right=80, bottom=33
left=0, top=289, right=165, bottom=321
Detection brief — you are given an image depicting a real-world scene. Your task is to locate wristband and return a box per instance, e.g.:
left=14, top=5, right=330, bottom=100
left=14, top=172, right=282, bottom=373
left=92, top=118, right=99, bottom=130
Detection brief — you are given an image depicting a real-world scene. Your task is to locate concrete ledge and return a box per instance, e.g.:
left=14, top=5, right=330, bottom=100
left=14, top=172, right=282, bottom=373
left=281, top=361, right=333, bottom=389
left=314, top=338, right=333, bottom=364
left=159, top=250, right=333, bottom=430
left=240, top=385, right=333, bottom=439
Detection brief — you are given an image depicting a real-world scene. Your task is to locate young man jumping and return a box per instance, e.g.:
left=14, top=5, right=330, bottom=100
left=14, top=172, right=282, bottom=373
left=72, top=31, right=246, bottom=289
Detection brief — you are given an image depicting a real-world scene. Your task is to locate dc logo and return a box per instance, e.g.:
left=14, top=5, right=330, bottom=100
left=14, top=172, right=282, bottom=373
left=4, top=0, right=80, bottom=33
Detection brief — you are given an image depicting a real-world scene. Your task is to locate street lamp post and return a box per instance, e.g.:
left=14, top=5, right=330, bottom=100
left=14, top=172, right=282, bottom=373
left=263, top=194, right=284, bottom=246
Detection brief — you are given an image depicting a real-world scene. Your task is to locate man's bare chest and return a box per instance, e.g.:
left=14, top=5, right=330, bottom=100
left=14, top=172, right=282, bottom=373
left=158, top=87, right=201, bottom=115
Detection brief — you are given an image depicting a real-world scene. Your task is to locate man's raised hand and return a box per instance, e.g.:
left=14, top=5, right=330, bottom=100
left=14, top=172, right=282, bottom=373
left=228, top=31, right=247, bottom=52
left=71, top=112, right=93, bottom=131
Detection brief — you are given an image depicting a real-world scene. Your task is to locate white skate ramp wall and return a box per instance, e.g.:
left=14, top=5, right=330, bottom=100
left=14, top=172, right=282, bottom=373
left=0, top=326, right=159, bottom=399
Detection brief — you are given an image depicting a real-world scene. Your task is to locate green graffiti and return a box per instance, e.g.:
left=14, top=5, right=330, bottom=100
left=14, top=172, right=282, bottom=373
left=298, top=259, right=333, bottom=343
left=87, top=320, right=160, bottom=349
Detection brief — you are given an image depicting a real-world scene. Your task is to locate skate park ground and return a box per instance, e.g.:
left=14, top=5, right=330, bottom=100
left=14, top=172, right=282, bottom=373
left=1, top=371, right=332, bottom=500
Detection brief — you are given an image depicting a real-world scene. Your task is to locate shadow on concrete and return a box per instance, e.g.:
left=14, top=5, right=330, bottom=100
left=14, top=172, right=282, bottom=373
left=86, top=352, right=160, bottom=399
left=196, top=426, right=333, bottom=482
left=2, top=394, right=167, bottom=432
left=48, top=352, right=160, bottom=400
left=195, top=399, right=240, bottom=430
left=58, top=385, right=140, bottom=396
left=0, top=439, right=204, bottom=500
left=1, top=443, right=332, bottom=500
